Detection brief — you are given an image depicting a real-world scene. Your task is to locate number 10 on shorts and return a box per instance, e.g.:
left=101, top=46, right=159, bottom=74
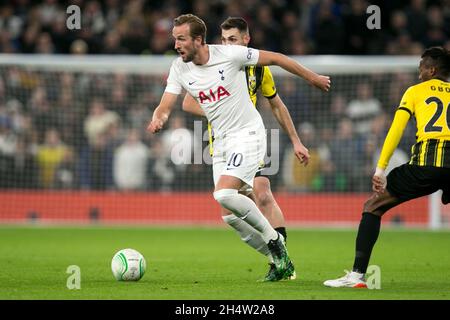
left=227, top=152, right=243, bottom=168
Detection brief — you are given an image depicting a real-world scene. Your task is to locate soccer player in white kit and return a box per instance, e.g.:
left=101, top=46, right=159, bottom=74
left=147, top=14, right=331, bottom=281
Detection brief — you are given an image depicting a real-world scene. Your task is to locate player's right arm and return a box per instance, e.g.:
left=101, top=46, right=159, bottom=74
left=373, top=87, right=414, bottom=193
left=147, top=92, right=178, bottom=133
left=182, top=93, right=206, bottom=117
left=148, top=60, right=183, bottom=133
left=257, top=50, right=331, bottom=92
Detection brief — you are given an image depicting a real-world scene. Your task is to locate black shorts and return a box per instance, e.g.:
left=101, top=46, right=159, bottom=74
left=387, top=164, right=450, bottom=203
left=255, top=169, right=270, bottom=179
left=255, top=160, right=272, bottom=179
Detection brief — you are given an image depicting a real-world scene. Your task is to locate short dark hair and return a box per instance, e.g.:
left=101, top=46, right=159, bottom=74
left=220, top=17, right=249, bottom=34
left=173, top=14, right=207, bottom=44
left=421, top=46, right=450, bottom=79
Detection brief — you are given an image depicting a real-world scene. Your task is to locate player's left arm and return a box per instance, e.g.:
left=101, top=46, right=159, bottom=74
left=373, top=109, right=411, bottom=193
left=257, top=50, right=331, bottom=92
left=268, top=95, right=310, bottom=166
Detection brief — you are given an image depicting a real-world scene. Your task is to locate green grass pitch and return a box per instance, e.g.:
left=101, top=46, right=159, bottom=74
left=0, top=225, right=449, bottom=300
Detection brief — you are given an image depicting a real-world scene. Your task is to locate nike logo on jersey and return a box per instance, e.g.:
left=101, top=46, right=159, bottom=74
left=189, top=81, right=196, bottom=85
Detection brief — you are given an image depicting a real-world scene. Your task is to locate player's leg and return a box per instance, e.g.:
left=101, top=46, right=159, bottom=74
left=324, top=164, right=446, bottom=288
left=253, top=175, right=287, bottom=241
left=323, top=190, right=403, bottom=288
left=213, top=131, right=294, bottom=280
left=214, top=175, right=279, bottom=244
left=214, top=174, right=293, bottom=280
left=221, top=206, right=273, bottom=261
left=221, top=185, right=297, bottom=280
left=252, top=175, right=295, bottom=280
left=213, top=154, right=273, bottom=259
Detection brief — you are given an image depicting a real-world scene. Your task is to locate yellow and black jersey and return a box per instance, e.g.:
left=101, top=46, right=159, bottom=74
left=378, top=79, right=450, bottom=169
left=207, top=66, right=277, bottom=155
left=245, top=65, right=277, bottom=106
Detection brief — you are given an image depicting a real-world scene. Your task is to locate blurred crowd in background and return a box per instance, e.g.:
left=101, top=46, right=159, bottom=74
left=0, top=67, right=417, bottom=193
left=0, top=0, right=448, bottom=193
left=0, top=0, right=449, bottom=55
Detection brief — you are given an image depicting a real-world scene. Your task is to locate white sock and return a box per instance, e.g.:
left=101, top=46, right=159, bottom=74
left=222, top=214, right=273, bottom=262
left=214, top=189, right=278, bottom=243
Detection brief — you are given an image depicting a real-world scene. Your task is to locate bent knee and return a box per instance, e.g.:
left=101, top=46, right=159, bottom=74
left=214, top=189, right=238, bottom=207
left=254, top=190, right=274, bottom=207
left=363, top=198, right=384, bottom=216
left=363, top=192, right=400, bottom=216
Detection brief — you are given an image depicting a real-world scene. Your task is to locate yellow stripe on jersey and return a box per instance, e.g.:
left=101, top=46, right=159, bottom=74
left=409, top=139, right=450, bottom=167
left=246, top=65, right=277, bottom=106
left=208, top=65, right=278, bottom=156
left=436, top=139, right=444, bottom=166
left=379, top=78, right=450, bottom=169
left=207, top=121, right=214, bottom=156
left=260, top=66, right=277, bottom=99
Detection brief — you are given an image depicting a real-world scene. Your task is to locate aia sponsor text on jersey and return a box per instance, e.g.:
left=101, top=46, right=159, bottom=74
left=199, top=86, right=230, bottom=104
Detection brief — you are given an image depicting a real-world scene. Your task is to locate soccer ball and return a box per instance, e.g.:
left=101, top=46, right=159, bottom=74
left=111, top=248, right=146, bottom=281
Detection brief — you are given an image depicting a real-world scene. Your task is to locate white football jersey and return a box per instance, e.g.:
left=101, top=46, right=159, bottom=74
left=165, top=45, right=265, bottom=138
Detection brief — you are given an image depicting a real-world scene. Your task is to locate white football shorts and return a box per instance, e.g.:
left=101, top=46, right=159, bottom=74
left=212, top=129, right=266, bottom=188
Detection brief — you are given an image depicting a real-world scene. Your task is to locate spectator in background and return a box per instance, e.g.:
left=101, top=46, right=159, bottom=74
left=127, top=102, right=152, bottom=130
left=54, top=74, right=83, bottom=148
left=406, top=0, right=427, bottom=43
left=0, top=4, right=24, bottom=51
left=53, top=147, right=78, bottom=189
left=5, top=99, right=26, bottom=134
left=104, top=0, right=121, bottom=31
left=282, top=122, right=321, bottom=192
left=70, top=39, right=88, bottom=55
left=19, top=23, right=40, bottom=53
left=49, top=11, right=73, bottom=54
left=84, top=99, right=120, bottom=146
left=78, top=132, right=113, bottom=190
left=255, top=4, right=280, bottom=50
left=147, top=138, right=176, bottom=192
left=113, top=128, right=148, bottom=191
left=346, top=82, right=382, bottom=135
left=388, top=10, right=408, bottom=41
left=109, top=73, right=129, bottom=119
left=311, top=0, right=344, bottom=54
left=0, top=113, right=17, bottom=188
left=29, top=86, right=58, bottom=143
left=424, top=8, right=448, bottom=48
left=161, top=113, right=194, bottom=173
left=329, top=118, right=363, bottom=191
left=36, top=128, right=67, bottom=188
left=277, top=77, right=311, bottom=125
left=316, top=125, right=336, bottom=192
left=34, top=32, right=55, bottom=54
left=326, top=94, right=347, bottom=128
left=101, top=31, right=129, bottom=54
left=38, top=0, right=60, bottom=28
left=10, top=135, right=38, bottom=189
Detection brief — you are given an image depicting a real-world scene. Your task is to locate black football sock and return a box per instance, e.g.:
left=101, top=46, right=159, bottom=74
left=275, top=227, right=287, bottom=243
left=353, top=212, right=381, bottom=274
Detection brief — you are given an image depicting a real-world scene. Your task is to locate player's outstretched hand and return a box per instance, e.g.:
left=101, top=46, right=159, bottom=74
left=147, top=119, right=164, bottom=133
left=372, top=170, right=387, bottom=194
left=311, top=75, right=331, bottom=92
left=294, top=142, right=310, bottom=166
